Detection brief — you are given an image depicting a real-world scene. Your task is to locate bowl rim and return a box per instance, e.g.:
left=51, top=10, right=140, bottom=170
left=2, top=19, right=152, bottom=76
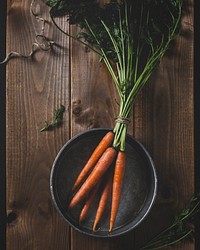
left=50, top=128, right=157, bottom=238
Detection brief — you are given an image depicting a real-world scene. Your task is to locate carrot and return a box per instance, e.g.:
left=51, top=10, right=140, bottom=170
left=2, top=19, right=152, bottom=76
left=69, top=147, right=116, bottom=209
left=79, top=183, right=100, bottom=223
left=93, top=171, right=113, bottom=231
left=72, top=131, right=114, bottom=191
left=109, top=151, right=126, bottom=232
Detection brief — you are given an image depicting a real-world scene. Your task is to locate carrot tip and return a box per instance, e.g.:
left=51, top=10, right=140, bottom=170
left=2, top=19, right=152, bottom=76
left=68, top=202, right=74, bottom=209
left=109, top=223, right=113, bottom=232
left=71, top=182, right=79, bottom=192
left=93, top=222, right=97, bottom=231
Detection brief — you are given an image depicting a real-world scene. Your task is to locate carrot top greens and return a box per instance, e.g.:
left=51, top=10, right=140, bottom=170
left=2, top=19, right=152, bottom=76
left=47, top=0, right=183, bottom=151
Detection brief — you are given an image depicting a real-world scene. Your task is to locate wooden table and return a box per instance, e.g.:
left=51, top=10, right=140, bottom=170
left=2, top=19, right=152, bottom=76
left=4, top=0, right=194, bottom=249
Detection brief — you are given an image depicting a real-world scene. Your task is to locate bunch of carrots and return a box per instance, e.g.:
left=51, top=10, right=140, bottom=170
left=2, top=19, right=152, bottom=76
left=69, top=131, right=125, bottom=232
left=47, top=0, right=183, bottom=232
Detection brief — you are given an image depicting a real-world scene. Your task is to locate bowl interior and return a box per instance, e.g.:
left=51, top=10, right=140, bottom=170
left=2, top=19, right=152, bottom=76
left=50, top=128, right=157, bottom=237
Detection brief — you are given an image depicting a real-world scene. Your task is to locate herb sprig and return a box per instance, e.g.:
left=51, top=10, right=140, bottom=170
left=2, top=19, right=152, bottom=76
left=40, top=105, right=65, bottom=132
left=139, top=194, right=200, bottom=250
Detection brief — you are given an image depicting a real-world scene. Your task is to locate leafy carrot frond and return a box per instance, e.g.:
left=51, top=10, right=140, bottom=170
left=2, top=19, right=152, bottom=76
left=47, top=0, right=183, bottom=151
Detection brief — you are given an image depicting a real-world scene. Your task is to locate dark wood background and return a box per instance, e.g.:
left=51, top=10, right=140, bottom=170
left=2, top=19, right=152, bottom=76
left=3, top=0, right=195, bottom=249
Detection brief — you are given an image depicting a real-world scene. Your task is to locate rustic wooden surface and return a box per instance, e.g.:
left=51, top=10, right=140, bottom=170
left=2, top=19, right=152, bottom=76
left=5, top=0, right=194, bottom=249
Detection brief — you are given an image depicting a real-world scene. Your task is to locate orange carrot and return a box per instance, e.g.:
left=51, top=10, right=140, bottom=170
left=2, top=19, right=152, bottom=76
left=79, top=183, right=100, bottom=223
left=72, top=131, right=114, bottom=191
left=109, top=151, right=126, bottom=232
left=93, top=172, right=113, bottom=231
left=69, top=147, right=116, bottom=209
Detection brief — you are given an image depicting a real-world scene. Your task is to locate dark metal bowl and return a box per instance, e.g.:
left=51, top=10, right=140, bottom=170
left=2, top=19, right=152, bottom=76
left=50, top=128, right=157, bottom=237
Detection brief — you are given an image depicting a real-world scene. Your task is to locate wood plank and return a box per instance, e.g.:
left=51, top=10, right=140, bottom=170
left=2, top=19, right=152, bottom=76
left=6, top=1, right=71, bottom=249
left=133, top=0, right=194, bottom=249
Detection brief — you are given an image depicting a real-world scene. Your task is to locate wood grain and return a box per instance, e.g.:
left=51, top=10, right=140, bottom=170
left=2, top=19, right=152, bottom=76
left=6, top=0, right=194, bottom=250
left=6, top=1, right=71, bottom=249
left=133, top=1, right=194, bottom=248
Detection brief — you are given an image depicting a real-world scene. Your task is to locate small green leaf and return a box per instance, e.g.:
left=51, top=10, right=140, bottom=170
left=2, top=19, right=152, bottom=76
left=40, top=105, right=65, bottom=132
left=46, top=0, right=59, bottom=7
